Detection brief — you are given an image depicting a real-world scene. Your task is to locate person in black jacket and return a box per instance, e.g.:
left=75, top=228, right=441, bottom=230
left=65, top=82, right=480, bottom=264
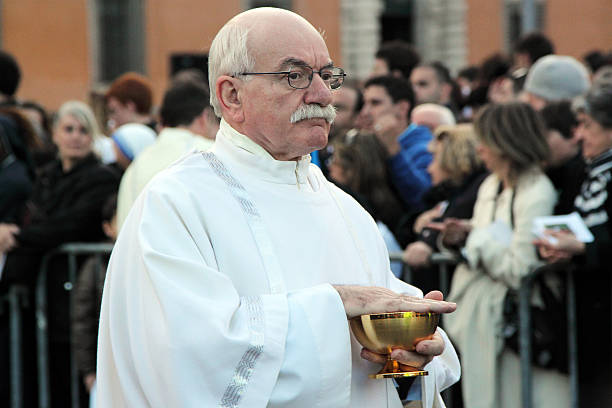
left=0, top=100, right=120, bottom=407
left=540, top=101, right=585, bottom=215
left=534, top=82, right=612, bottom=406
left=0, top=108, right=39, bottom=224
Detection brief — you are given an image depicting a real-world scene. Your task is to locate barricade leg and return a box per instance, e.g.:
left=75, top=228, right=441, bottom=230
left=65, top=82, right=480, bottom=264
left=8, top=285, right=26, bottom=408
left=519, top=282, right=533, bottom=408
left=36, top=256, right=51, bottom=408
left=67, top=253, right=80, bottom=408
left=567, top=270, right=578, bottom=408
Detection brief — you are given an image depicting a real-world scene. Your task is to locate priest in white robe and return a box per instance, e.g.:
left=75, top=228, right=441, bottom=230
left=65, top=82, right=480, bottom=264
left=97, top=7, right=460, bottom=408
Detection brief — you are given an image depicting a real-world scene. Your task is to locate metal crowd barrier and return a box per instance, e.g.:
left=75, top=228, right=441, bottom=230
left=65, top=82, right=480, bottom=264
left=35, top=242, right=113, bottom=408
left=3, top=244, right=577, bottom=408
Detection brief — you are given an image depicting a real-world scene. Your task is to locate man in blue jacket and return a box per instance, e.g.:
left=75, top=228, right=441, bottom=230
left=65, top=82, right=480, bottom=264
left=360, top=75, right=433, bottom=212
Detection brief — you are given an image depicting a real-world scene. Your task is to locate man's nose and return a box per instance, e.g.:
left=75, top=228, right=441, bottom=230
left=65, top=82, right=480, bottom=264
left=304, top=74, right=333, bottom=106
left=574, top=126, right=585, bottom=141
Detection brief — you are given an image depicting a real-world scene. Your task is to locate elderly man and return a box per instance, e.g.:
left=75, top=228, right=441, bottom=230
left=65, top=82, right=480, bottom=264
left=96, top=8, right=459, bottom=408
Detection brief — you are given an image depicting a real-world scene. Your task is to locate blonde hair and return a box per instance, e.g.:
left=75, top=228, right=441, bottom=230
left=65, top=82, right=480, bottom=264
left=432, top=124, right=482, bottom=185
left=54, top=100, right=101, bottom=144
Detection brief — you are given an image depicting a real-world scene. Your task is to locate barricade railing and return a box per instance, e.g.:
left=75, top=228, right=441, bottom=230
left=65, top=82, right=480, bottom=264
left=3, top=244, right=577, bottom=408
left=35, top=242, right=113, bottom=408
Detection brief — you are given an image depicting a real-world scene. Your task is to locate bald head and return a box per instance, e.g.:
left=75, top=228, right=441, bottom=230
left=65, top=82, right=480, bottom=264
left=410, top=103, right=456, bottom=132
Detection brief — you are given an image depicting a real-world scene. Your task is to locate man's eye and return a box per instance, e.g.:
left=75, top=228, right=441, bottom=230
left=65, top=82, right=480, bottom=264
left=288, top=71, right=303, bottom=81
left=320, top=71, right=333, bottom=81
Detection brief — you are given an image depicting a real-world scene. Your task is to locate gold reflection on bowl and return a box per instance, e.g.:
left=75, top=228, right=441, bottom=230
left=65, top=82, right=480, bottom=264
left=350, top=312, right=439, bottom=379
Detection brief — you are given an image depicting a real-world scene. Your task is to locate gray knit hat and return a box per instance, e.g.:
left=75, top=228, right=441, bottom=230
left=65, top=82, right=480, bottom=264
left=524, top=55, right=590, bottom=101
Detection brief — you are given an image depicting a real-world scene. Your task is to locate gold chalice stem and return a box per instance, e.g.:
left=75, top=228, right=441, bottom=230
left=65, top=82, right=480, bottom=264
left=370, top=353, right=429, bottom=379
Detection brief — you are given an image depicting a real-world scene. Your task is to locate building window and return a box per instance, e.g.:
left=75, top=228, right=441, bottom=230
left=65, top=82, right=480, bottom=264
left=245, top=0, right=292, bottom=10
left=91, top=0, right=145, bottom=83
left=381, top=0, right=414, bottom=43
left=504, top=0, right=546, bottom=51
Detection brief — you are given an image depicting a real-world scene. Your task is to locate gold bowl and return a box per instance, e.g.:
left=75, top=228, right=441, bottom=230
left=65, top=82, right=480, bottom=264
left=350, top=312, right=439, bottom=379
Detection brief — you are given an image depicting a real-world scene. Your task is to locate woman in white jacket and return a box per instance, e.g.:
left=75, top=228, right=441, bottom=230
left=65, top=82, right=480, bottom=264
left=434, top=103, right=569, bottom=408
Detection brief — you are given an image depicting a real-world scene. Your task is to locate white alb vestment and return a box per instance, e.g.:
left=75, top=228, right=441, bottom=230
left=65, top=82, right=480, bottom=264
left=116, top=126, right=215, bottom=228
left=97, top=119, right=460, bottom=407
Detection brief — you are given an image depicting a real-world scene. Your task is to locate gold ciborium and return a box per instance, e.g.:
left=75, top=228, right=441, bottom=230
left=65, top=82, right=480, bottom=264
left=350, top=312, right=439, bottom=379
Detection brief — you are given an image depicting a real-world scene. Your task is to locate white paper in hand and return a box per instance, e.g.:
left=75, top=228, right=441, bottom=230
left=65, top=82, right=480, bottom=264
left=532, top=212, right=594, bottom=243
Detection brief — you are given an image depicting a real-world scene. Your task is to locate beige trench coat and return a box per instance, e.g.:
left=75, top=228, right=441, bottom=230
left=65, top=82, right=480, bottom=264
left=443, top=168, right=570, bottom=408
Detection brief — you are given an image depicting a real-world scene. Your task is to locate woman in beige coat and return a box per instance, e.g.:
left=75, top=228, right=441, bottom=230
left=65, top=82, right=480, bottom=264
left=435, top=103, right=569, bottom=408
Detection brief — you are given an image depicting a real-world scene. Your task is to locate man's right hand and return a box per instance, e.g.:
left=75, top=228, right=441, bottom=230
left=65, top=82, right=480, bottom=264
left=332, top=285, right=456, bottom=319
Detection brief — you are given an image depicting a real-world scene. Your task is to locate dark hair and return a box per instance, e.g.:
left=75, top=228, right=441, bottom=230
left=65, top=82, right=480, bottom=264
left=583, top=83, right=612, bottom=129
left=105, top=72, right=153, bottom=115
left=20, top=100, right=52, bottom=137
left=465, top=54, right=512, bottom=108
left=0, top=108, right=40, bottom=179
left=479, top=53, right=512, bottom=84
left=458, top=66, right=479, bottom=82
left=332, top=132, right=404, bottom=228
left=375, top=40, right=421, bottom=79
left=364, top=75, right=415, bottom=115
left=474, top=102, right=549, bottom=184
left=540, top=101, right=577, bottom=140
left=159, top=80, right=211, bottom=127
left=0, top=50, right=21, bottom=97
left=101, top=193, right=118, bottom=222
left=418, top=61, right=452, bottom=84
left=514, top=32, right=555, bottom=65
left=583, top=50, right=612, bottom=74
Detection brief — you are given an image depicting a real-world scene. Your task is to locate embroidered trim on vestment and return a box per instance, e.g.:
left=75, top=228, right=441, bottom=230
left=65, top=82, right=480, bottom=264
left=202, top=151, right=289, bottom=406
left=219, top=296, right=265, bottom=408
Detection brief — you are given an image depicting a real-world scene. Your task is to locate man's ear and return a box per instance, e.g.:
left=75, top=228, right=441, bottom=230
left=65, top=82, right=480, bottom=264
left=441, top=82, right=453, bottom=102
left=395, top=100, right=411, bottom=121
left=216, top=76, right=244, bottom=123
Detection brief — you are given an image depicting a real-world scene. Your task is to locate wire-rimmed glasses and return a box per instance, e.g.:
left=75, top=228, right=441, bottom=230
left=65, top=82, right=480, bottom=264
left=238, top=66, right=346, bottom=90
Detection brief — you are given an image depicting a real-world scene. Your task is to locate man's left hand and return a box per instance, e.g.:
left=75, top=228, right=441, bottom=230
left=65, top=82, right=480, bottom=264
left=360, top=329, right=445, bottom=369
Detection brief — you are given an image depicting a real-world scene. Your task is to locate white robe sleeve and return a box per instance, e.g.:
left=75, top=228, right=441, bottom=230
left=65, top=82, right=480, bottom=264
left=269, top=284, right=352, bottom=407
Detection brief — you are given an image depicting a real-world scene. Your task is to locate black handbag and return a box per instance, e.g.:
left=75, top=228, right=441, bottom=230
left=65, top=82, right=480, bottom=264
left=492, top=182, right=568, bottom=372
left=501, top=272, right=569, bottom=372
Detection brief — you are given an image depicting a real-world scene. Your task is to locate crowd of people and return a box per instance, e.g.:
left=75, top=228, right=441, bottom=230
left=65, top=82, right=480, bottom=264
left=0, top=12, right=611, bottom=407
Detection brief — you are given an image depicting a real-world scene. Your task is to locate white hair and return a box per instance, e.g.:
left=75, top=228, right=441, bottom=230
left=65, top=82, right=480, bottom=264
left=412, top=103, right=456, bottom=127
left=208, top=21, right=255, bottom=117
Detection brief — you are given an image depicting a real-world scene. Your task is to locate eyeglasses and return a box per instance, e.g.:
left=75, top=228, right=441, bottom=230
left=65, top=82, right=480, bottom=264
left=238, top=66, right=346, bottom=90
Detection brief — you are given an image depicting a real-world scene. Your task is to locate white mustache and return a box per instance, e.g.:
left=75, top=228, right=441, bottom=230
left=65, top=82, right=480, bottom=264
left=290, top=104, right=336, bottom=124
